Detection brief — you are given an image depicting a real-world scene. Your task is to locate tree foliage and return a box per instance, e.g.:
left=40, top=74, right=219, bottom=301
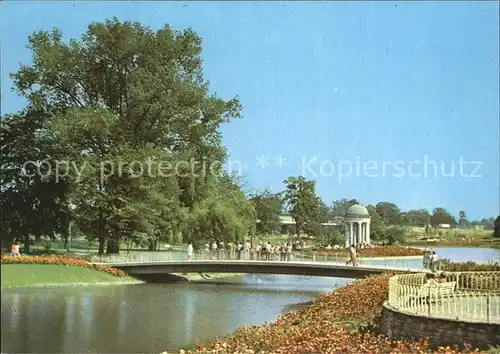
left=283, top=176, right=322, bottom=238
left=250, top=189, right=283, bottom=235
left=430, top=208, right=456, bottom=227
left=2, top=19, right=246, bottom=254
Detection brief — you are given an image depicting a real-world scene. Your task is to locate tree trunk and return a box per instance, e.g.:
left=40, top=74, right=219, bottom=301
left=98, top=208, right=105, bottom=255
left=106, top=238, right=119, bottom=254
left=23, top=233, right=30, bottom=254
left=1, top=234, right=14, bottom=253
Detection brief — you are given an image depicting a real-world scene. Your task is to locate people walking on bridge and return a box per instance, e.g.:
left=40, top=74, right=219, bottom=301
left=211, top=240, right=218, bottom=260
left=347, top=244, right=358, bottom=266
left=265, top=242, right=272, bottom=260
left=430, top=249, right=438, bottom=272
left=226, top=241, right=232, bottom=260
left=187, top=241, right=194, bottom=260
left=236, top=241, right=243, bottom=260
left=244, top=240, right=251, bottom=260
left=204, top=242, right=210, bottom=260
left=286, top=243, right=292, bottom=261
left=219, top=240, right=225, bottom=260
left=255, top=243, right=262, bottom=260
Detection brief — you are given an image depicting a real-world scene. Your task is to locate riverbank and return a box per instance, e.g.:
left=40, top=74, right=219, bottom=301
left=172, top=272, right=244, bottom=282
left=168, top=272, right=488, bottom=353
left=1, top=264, right=140, bottom=288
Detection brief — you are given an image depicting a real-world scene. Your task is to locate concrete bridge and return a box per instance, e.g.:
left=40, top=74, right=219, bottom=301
left=96, top=259, right=428, bottom=280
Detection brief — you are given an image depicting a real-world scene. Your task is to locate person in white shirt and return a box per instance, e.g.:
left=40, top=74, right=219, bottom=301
left=211, top=240, right=218, bottom=260
left=187, top=241, right=194, bottom=260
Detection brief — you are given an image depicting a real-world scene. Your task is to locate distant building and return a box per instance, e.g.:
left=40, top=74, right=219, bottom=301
left=438, top=223, right=451, bottom=229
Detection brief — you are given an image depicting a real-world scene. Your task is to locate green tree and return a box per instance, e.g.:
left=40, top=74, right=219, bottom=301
left=185, top=174, right=255, bottom=246
left=250, top=189, right=283, bottom=236
left=430, top=208, right=456, bottom=227
left=375, top=202, right=401, bottom=225
left=385, top=225, right=407, bottom=245
left=282, top=176, right=322, bottom=238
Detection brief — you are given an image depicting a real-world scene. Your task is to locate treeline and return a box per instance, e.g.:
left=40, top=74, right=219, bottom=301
left=251, top=182, right=500, bottom=245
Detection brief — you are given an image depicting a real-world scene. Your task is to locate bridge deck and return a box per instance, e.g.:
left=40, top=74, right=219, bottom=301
left=96, top=259, right=428, bottom=279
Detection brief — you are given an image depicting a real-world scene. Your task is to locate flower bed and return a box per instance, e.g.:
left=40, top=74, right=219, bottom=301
left=172, top=274, right=478, bottom=354
left=0, top=254, right=127, bottom=277
left=437, top=259, right=500, bottom=272
left=313, top=246, right=425, bottom=257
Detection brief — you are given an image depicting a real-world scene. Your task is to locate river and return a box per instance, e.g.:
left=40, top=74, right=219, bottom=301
left=1, top=247, right=498, bottom=353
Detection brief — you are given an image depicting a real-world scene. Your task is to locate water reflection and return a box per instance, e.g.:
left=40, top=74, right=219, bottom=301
left=1, top=276, right=342, bottom=353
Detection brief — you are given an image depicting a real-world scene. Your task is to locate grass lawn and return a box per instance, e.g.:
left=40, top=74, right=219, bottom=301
left=1, top=264, right=131, bottom=288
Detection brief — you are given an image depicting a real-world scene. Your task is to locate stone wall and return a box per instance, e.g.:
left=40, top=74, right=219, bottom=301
left=377, top=302, right=500, bottom=349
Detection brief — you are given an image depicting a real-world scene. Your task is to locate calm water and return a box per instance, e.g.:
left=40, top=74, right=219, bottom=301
left=1, top=247, right=498, bottom=353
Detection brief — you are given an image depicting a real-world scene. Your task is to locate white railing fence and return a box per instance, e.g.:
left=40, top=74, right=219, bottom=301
left=387, top=272, right=500, bottom=323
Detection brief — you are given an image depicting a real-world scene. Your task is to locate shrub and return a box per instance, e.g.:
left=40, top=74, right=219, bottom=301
left=0, top=254, right=127, bottom=277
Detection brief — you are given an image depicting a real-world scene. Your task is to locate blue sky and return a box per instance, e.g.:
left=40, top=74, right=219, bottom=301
left=1, top=1, right=499, bottom=220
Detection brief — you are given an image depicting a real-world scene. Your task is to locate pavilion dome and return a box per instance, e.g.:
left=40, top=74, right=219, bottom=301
left=345, top=204, right=370, bottom=218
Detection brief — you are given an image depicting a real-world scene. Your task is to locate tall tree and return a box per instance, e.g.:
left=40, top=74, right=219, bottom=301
left=401, top=209, right=431, bottom=226
left=494, top=216, right=500, bottom=238
left=366, top=204, right=387, bottom=241
left=282, top=176, right=321, bottom=238
left=1, top=111, right=68, bottom=253
left=458, top=210, right=469, bottom=227
left=184, top=174, right=255, bottom=246
left=330, top=198, right=358, bottom=217
left=375, top=202, right=402, bottom=225
left=250, top=189, right=283, bottom=236
left=430, top=208, right=456, bottom=227
left=7, top=19, right=244, bottom=254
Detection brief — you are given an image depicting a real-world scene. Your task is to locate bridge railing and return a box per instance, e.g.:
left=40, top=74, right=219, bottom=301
left=90, top=250, right=424, bottom=271
left=387, top=271, right=500, bottom=323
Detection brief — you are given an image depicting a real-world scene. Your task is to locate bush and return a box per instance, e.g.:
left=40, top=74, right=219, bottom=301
left=0, top=254, right=127, bottom=277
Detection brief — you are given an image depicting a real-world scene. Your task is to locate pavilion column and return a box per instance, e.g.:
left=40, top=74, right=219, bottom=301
left=345, top=222, right=350, bottom=247
left=366, top=222, right=371, bottom=244
left=360, top=222, right=364, bottom=244
left=350, top=222, right=353, bottom=246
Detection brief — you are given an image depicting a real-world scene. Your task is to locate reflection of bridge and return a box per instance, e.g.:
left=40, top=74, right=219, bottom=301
left=95, top=258, right=428, bottom=279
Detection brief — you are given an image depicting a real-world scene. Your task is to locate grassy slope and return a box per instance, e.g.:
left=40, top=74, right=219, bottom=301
left=1, top=264, right=130, bottom=288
